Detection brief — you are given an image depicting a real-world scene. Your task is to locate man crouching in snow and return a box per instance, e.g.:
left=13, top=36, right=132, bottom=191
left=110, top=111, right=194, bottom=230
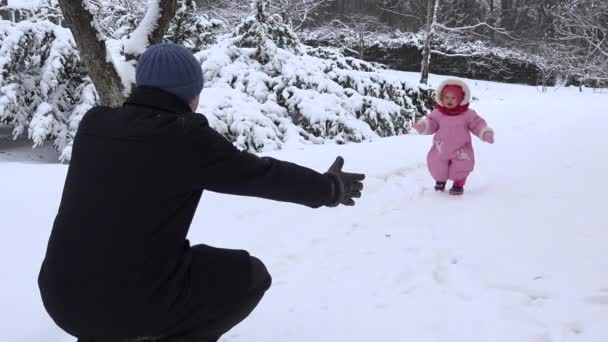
left=38, top=43, right=365, bottom=342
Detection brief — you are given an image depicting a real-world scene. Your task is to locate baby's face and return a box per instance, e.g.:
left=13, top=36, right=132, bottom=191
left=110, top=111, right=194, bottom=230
left=442, top=92, right=459, bottom=108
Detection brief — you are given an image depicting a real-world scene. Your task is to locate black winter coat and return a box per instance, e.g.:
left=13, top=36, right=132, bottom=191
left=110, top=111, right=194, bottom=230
left=38, top=87, right=336, bottom=339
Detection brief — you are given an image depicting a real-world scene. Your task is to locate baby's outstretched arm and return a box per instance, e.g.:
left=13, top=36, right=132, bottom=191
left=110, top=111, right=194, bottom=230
left=468, top=111, right=494, bottom=144
left=413, top=114, right=439, bottom=135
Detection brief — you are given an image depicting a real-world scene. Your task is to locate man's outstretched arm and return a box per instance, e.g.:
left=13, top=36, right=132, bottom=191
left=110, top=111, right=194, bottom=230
left=185, top=114, right=365, bottom=208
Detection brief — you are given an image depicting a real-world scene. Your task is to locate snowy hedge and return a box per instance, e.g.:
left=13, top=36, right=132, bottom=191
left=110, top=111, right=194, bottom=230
left=0, top=19, right=95, bottom=162
left=197, top=0, right=434, bottom=152
left=302, top=27, right=544, bottom=85
left=0, top=0, right=434, bottom=161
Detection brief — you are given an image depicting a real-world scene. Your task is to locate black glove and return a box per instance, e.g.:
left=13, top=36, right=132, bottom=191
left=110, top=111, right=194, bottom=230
left=325, top=156, right=365, bottom=207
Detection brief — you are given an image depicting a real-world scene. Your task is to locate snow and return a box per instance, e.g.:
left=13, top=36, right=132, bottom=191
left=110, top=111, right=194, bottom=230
left=6, top=0, right=41, bottom=9
left=123, top=0, right=161, bottom=56
left=2, top=72, right=608, bottom=342
left=105, top=38, right=136, bottom=96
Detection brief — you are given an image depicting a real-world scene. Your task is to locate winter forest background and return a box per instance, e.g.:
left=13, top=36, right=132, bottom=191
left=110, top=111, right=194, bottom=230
left=2, top=3, right=608, bottom=342
left=1, top=0, right=607, bottom=161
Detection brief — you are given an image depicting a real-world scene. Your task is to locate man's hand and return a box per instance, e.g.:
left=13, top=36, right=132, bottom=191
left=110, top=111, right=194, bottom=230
left=325, top=157, right=365, bottom=207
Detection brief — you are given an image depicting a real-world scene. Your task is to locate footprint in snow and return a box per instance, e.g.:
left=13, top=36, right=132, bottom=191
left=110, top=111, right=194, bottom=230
left=582, top=293, right=608, bottom=305
left=373, top=163, right=427, bottom=182
left=488, top=284, right=552, bottom=303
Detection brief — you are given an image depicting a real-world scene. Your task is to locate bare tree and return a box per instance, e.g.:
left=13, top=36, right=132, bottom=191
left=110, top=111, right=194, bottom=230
left=377, top=0, right=428, bottom=31
left=319, top=14, right=392, bottom=58
left=199, top=0, right=249, bottom=27
left=56, top=0, right=178, bottom=106
left=420, top=0, right=439, bottom=84
left=271, top=0, right=334, bottom=31
left=552, top=1, right=608, bottom=58
left=534, top=0, right=608, bottom=91
left=379, top=0, right=516, bottom=84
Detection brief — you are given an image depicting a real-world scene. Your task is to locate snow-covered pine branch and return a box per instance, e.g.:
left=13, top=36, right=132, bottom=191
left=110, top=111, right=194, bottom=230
left=0, top=19, right=96, bottom=162
left=164, top=0, right=224, bottom=52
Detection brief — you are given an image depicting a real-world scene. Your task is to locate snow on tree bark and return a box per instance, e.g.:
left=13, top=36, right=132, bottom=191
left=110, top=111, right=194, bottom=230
left=124, top=0, right=178, bottom=56
left=56, top=0, right=124, bottom=107
left=56, top=0, right=178, bottom=107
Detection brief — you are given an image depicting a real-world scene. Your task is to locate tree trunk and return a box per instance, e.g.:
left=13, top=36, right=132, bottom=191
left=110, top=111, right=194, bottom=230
left=57, top=0, right=125, bottom=107
left=420, top=0, right=438, bottom=84
left=500, top=0, right=512, bottom=30
left=488, top=0, right=496, bottom=41
left=57, top=0, right=178, bottom=107
left=147, top=1, right=179, bottom=47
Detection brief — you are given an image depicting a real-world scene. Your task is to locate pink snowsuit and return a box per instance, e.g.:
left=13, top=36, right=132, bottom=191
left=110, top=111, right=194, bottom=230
left=414, top=78, right=494, bottom=184
left=417, top=108, right=492, bottom=182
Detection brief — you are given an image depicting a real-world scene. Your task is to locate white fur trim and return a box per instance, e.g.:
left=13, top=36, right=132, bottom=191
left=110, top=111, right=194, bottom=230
left=478, top=126, right=494, bottom=140
left=434, top=78, right=472, bottom=106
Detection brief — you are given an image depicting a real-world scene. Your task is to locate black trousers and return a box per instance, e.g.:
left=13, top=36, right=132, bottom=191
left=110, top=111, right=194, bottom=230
left=78, top=256, right=271, bottom=342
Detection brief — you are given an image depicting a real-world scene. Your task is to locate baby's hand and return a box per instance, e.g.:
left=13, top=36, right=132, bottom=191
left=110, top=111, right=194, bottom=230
left=482, top=130, right=494, bottom=144
left=413, top=120, right=426, bottom=133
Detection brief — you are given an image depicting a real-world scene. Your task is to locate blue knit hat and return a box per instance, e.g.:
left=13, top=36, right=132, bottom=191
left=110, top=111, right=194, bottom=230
left=135, top=43, right=204, bottom=102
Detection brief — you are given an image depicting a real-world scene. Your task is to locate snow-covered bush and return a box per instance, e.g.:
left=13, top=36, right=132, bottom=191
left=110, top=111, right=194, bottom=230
left=165, top=0, right=224, bottom=52
left=235, top=0, right=304, bottom=62
left=1, top=0, right=62, bottom=24
left=197, top=0, right=433, bottom=152
left=302, top=27, right=536, bottom=66
left=0, top=19, right=96, bottom=162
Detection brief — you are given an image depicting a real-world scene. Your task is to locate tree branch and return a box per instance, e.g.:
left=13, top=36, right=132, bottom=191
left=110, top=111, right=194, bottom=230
left=124, top=0, right=178, bottom=56
left=435, top=21, right=520, bottom=40
left=149, top=0, right=178, bottom=45
left=376, top=6, right=425, bottom=22
left=430, top=49, right=485, bottom=57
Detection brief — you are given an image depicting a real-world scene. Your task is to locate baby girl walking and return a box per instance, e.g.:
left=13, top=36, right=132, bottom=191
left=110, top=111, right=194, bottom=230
left=413, top=78, right=495, bottom=195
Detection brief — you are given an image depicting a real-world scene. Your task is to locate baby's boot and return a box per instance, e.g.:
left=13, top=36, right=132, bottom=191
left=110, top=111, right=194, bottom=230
left=435, top=181, right=447, bottom=192
left=449, top=179, right=466, bottom=196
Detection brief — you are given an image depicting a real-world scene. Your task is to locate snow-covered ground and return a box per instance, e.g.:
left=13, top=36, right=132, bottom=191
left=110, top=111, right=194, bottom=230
left=1, top=72, right=607, bottom=342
